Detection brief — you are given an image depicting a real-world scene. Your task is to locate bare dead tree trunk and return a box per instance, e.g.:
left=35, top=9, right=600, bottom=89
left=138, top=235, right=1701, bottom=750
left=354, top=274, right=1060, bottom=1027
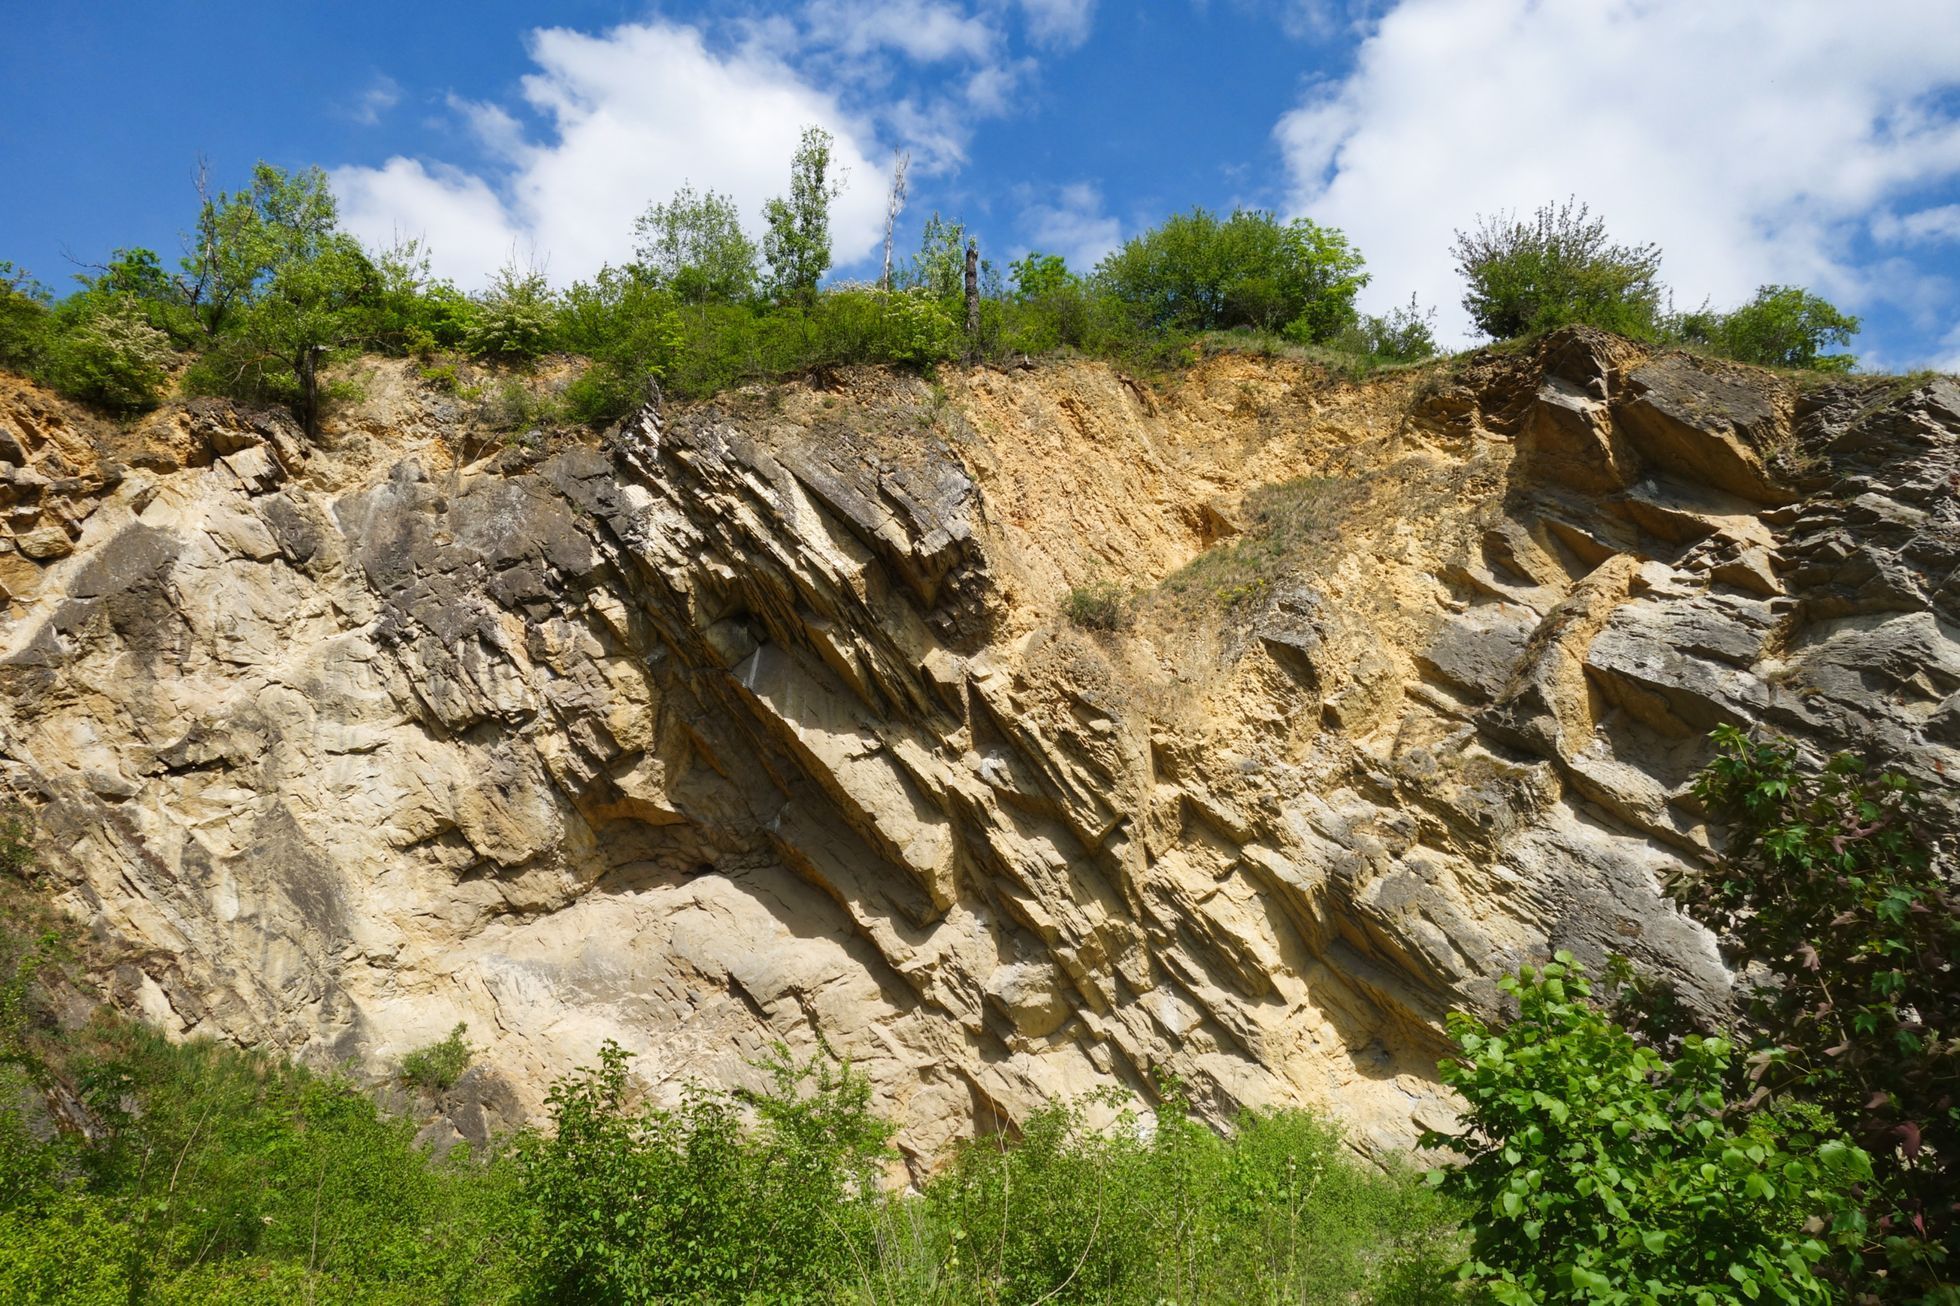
left=881, top=151, right=909, bottom=294
left=963, top=239, right=979, bottom=355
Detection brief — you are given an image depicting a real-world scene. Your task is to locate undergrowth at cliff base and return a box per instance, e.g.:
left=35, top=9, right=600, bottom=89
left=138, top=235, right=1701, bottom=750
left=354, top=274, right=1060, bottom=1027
left=0, top=857, right=1457, bottom=1304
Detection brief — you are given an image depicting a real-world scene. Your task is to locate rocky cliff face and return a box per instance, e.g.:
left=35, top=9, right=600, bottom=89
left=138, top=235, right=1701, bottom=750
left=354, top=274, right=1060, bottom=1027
left=1, top=330, right=1955, bottom=1166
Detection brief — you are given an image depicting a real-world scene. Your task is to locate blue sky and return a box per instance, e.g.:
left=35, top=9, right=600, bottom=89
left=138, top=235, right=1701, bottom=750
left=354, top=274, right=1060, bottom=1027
left=6, top=0, right=1960, bottom=369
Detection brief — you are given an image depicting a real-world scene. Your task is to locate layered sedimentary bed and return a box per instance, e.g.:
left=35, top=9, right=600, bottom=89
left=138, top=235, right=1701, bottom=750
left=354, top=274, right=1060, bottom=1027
left=0, top=329, right=1954, bottom=1166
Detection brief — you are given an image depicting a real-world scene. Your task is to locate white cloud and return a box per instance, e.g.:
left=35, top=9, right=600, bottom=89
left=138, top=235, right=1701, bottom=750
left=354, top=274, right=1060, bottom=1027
left=1014, top=0, right=1096, bottom=48
left=1273, top=0, right=1379, bottom=40
left=1874, top=203, right=1960, bottom=246
left=1018, top=182, right=1122, bottom=270
left=346, top=75, right=401, bottom=127
left=1275, top=0, right=1960, bottom=348
left=332, top=20, right=889, bottom=289
left=333, top=158, right=525, bottom=278
left=807, top=0, right=999, bottom=62
left=1930, top=322, right=1960, bottom=375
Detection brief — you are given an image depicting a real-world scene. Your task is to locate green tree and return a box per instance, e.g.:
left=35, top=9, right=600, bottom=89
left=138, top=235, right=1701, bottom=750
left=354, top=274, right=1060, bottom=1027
left=762, top=126, right=845, bottom=305
left=178, top=164, right=386, bottom=434
left=899, top=213, right=997, bottom=302
left=179, top=162, right=344, bottom=341
left=0, top=263, right=53, bottom=374
left=1452, top=198, right=1664, bottom=339
left=1009, top=250, right=1075, bottom=302
left=1681, top=727, right=1959, bottom=1295
left=1702, top=286, right=1860, bottom=372
left=1426, top=953, right=1870, bottom=1304
left=1096, top=207, right=1369, bottom=342
left=632, top=183, right=758, bottom=305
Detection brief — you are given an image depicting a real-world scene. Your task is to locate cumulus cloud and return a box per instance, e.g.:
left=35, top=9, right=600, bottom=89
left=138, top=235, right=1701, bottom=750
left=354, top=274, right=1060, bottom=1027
left=1874, top=203, right=1960, bottom=246
left=1017, top=182, right=1122, bottom=269
left=1276, top=0, right=1960, bottom=350
left=1014, top=0, right=1097, bottom=48
left=345, top=75, right=401, bottom=127
left=807, top=0, right=998, bottom=61
left=332, top=21, right=889, bottom=288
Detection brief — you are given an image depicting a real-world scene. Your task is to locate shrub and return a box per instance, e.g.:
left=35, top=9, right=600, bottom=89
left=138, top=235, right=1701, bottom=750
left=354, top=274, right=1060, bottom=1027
left=400, top=1022, right=475, bottom=1093
left=516, top=1040, right=890, bottom=1303
left=37, top=297, right=173, bottom=413
left=1684, top=285, right=1861, bottom=372
left=465, top=263, right=557, bottom=362
left=810, top=287, right=962, bottom=367
left=1340, top=293, right=1440, bottom=364
left=0, top=263, right=53, bottom=373
left=1427, top=953, right=1871, bottom=1304
left=1098, top=207, right=1369, bottom=343
left=1065, top=580, right=1125, bottom=631
left=1681, top=727, right=1959, bottom=1293
left=1453, top=198, right=1663, bottom=339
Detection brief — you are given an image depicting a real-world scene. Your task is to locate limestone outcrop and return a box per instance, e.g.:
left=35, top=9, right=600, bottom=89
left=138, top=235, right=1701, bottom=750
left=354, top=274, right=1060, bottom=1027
left=0, top=329, right=1954, bottom=1166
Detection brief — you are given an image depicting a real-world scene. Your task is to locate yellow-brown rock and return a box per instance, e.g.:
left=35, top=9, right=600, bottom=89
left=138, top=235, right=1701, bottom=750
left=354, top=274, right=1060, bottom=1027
left=0, top=331, right=1954, bottom=1171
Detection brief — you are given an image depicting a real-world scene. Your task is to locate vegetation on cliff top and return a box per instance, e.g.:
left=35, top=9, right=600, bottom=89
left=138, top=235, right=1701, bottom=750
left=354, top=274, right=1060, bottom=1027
left=0, top=142, right=1869, bottom=435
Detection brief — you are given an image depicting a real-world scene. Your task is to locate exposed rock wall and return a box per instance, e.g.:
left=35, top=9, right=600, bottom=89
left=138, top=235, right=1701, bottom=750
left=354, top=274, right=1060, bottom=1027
left=0, top=330, right=1954, bottom=1166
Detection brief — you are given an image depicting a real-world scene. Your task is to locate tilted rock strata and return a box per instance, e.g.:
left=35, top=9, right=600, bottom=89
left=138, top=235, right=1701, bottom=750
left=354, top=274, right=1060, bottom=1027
left=0, top=331, right=1953, bottom=1166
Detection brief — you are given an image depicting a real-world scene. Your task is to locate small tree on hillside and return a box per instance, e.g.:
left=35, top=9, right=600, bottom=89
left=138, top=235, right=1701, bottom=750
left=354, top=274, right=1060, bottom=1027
left=632, top=183, right=757, bottom=305
left=1679, top=727, right=1959, bottom=1294
left=1701, top=285, right=1860, bottom=372
left=1096, top=208, right=1369, bottom=343
left=1427, top=954, right=1871, bottom=1303
left=1452, top=198, right=1663, bottom=340
left=763, top=126, right=845, bottom=306
left=0, top=263, right=53, bottom=373
left=1008, top=251, right=1074, bottom=302
left=178, top=163, right=388, bottom=434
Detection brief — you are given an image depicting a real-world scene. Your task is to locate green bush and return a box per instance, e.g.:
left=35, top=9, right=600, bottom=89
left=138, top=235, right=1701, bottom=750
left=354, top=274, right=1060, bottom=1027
left=1427, top=953, right=1870, bottom=1304
left=464, top=264, right=558, bottom=362
left=0, top=263, right=53, bottom=373
left=1677, top=285, right=1861, bottom=372
left=37, top=297, right=173, bottom=413
left=517, top=1040, right=890, bottom=1303
left=1064, top=580, right=1125, bottom=631
left=401, top=1022, right=475, bottom=1094
left=1680, top=727, right=1959, bottom=1294
left=1098, top=207, right=1369, bottom=343
left=1335, top=293, right=1439, bottom=364
left=1453, top=198, right=1663, bottom=339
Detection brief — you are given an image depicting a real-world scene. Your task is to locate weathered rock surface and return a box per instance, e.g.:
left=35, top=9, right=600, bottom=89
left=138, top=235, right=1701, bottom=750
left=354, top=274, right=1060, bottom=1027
left=0, top=331, right=1954, bottom=1166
